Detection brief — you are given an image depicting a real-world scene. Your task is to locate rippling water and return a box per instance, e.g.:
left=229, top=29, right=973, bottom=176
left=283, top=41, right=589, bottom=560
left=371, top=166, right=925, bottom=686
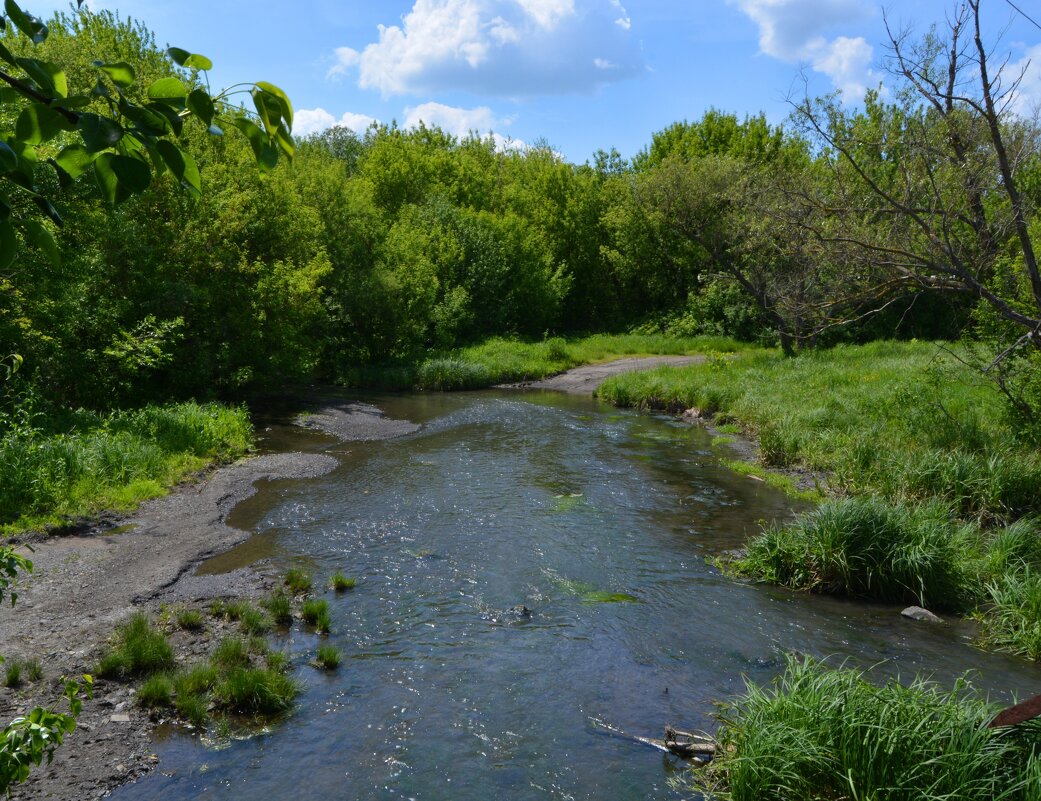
left=111, top=391, right=1041, bottom=801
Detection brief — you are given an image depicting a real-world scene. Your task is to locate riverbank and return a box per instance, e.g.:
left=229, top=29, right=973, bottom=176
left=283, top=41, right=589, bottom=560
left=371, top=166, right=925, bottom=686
left=596, top=341, right=1041, bottom=657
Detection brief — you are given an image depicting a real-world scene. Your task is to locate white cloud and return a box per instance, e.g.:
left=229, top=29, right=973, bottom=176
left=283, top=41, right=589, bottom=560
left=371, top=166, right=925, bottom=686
left=729, top=0, right=877, bottom=100
left=809, top=35, right=876, bottom=100
left=1009, top=43, right=1041, bottom=118
left=294, top=108, right=379, bottom=137
left=327, top=47, right=361, bottom=80
left=403, top=102, right=527, bottom=151
left=335, top=0, right=642, bottom=97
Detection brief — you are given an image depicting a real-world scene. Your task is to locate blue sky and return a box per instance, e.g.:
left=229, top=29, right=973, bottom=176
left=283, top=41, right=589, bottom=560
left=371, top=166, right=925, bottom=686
left=31, top=0, right=1041, bottom=163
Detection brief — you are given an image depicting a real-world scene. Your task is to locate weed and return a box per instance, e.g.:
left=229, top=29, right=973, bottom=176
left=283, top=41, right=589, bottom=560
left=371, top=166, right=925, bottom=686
left=314, top=645, right=341, bottom=670
left=138, top=674, right=174, bottom=708
left=300, top=599, right=331, bottom=634
left=175, top=607, right=204, bottom=632
left=3, top=661, right=21, bottom=688
left=330, top=573, right=356, bottom=592
left=97, top=613, right=174, bottom=679
left=283, top=568, right=312, bottom=595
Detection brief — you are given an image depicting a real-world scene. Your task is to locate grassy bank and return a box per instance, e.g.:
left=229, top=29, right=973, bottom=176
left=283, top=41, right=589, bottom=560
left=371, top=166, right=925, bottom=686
left=336, top=333, right=746, bottom=391
left=697, top=656, right=1041, bottom=801
left=0, top=402, right=253, bottom=536
left=598, top=341, right=1041, bottom=656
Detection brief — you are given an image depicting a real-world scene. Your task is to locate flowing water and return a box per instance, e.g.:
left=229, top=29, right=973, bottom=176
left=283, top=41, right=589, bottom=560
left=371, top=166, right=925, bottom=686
left=111, top=390, right=1041, bottom=801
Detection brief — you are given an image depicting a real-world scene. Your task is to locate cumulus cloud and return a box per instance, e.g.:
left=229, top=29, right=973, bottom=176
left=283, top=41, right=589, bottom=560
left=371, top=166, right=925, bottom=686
left=327, top=47, right=361, bottom=80
left=333, top=0, right=641, bottom=97
left=403, top=101, right=527, bottom=150
left=294, top=108, right=379, bottom=137
left=729, top=0, right=878, bottom=101
left=1008, top=43, right=1041, bottom=118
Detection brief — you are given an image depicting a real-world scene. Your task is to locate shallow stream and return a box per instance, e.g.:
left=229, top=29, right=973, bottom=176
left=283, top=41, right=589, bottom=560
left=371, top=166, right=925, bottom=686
left=110, top=390, right=1041, bottom=801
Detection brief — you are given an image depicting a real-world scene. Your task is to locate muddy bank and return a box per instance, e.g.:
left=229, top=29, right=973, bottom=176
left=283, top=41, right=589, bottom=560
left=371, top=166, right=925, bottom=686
left=503, top=355, right=704, bottom=394
left=0, top=401, right=418, bottom=801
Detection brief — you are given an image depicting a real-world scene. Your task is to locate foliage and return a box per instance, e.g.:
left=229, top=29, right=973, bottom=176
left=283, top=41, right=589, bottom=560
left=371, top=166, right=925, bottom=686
left=314, top=644, right=341, bottom=670
left=700, top=656, right=1041, bottom=801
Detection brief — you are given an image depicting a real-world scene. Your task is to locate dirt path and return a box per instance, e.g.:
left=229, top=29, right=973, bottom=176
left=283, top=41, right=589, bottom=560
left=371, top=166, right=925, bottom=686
left=0, top=401, right=417, bottom=801
left=504, top=355, right=704, bottom=395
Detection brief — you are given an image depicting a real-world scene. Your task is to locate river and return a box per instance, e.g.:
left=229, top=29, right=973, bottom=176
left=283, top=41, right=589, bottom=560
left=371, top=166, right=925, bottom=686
left=109, top=390, right=1041, bottom=800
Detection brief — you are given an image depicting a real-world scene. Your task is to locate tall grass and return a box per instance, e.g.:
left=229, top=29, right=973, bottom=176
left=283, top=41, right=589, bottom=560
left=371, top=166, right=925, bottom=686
left=337, top=333, right=746, bottom=391
left=0, top=401, right=253, bottom=534
left=97, top=613, right=175, bottom=679
left=702, top=656, right=1041, bottom=801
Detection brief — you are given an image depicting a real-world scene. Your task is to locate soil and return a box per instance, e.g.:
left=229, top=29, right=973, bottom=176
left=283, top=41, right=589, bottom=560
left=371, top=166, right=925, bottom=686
left=502, top=355, right=704, bottom=394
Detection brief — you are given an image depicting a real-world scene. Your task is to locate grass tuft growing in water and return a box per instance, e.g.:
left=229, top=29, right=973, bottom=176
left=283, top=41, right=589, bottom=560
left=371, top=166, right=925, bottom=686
left=215, top=668, right=298, bottom=718
left=300, top=599, right=331, bottom=634
left=700, top=656, right=1041, bottom=801
left=314, top=645, right=341, bottom=670
left=262, top=590, right=293, bottom=627
left=283, top=568, right=313, bottom=595
left=330, top=573, right=356, bottom=592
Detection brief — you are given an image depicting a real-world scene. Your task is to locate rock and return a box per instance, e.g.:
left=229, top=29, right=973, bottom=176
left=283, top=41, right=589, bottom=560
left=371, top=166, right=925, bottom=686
left=682, top=408, right=704, bottom=420
left=110, top=714, right=131, bottom=723
left=901, top=606, right=943, bottom=623
left=508, top=605, right=531, bottom=618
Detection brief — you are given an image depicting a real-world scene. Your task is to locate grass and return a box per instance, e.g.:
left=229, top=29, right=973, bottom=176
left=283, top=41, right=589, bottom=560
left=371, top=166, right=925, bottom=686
left=0, top=402, right=253, bottom=536
left=699, top=656, right=1041, bottom=801
left=215, top=668, right=298, bottom=717
left=336, top=333, right=747, bottom=391
left=330, top=573, right=356, bottom=592
left=213, top=638, right=252, bottom=670
left=175, top=607, right=204, bottom=632
left=137, top=674, right=174, bottom=708
left=283, top=568, right=313, bottom=595
left=97, top=613, right=174, bottom=679
left=262, top=590, right=293, bottom=627
left=3, top=660, right=21, bottom=688
left=238, top=606, right=270, bottom=636
left=300, top=598, right=331, bottom=634
left=22, top=659, right=41, bottom=682
left=314, top=644, right=341, bottom=670
left=601, top=340, right=1041, bottom=657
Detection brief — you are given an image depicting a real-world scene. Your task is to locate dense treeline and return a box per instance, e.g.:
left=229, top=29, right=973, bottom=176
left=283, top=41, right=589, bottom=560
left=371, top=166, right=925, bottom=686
left=10, top=10, right=1032, bottom=422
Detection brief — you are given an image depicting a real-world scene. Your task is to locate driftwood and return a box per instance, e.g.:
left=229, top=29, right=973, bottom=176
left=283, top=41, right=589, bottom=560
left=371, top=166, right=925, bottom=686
left=989, top=693, right=1041, bottom=729
left=590, top=718, right=716, bottom=760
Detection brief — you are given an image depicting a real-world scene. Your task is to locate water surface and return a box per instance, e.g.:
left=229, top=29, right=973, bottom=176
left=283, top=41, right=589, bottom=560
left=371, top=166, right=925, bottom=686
left=112, top=391, right=1041, bottom=801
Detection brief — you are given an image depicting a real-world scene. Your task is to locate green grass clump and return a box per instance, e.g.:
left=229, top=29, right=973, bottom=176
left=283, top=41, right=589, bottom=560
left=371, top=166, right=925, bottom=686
left=220, top=600, right=250, bottom=621
left=137, top=674, right=174, bottom=708
left=262, top=590, right=293, bottom=627
left=97, top=613, right=174, bottom=679
left=4, top=661, right=21, bottom=688
left=737, top=497, right=967, bottom=609
left=300, top=598, right=331, bottom=634
left=0, top=402, right=253, bottom=536
left=175, top=691, right=209, bottom=728
left=702, top=656, right=1041, bottom=801
left=175, top=607, right=204, bottom=631
left=314, top=645, right=341, bottom=670
left=212, top=637, right=251, bottom=670
left=238, top=606, right=270, bottom=636
left=283, top=568, right=313, bottom=595
left=977, top=568, right=1041, bottom=659
left=330, top=573, right=356, bottom=592
left=215, top=667, right=298, bottom=718
left=265, top=650, right=290, bottom=673
left=22, top=659, right=42, bottom=682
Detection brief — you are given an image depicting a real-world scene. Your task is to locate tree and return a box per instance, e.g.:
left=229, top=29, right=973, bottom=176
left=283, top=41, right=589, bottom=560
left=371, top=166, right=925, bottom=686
left=791, top=0, right=1040, bottom=414
left=0, top=0, right=294, bottom=269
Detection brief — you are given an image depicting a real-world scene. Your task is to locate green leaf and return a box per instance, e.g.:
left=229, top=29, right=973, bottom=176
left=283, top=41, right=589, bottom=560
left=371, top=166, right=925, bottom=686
left=0, top=141, right=17, bottom=172
left=15, top=57, right=67, bottom=98
left=0, top=42, right=16, bottom=67
left=274, top=124, right=295, bottom=161
left=77, top=113, right=123, bottom=152
left=255, top=81, right=293, bottom=130
left=5, top=0, right=47, bottom=44
left=187, top=88, right=214, bottom=126
left=166, top=47, right=213, bottom=71
left=118, top=99, right=170, bottom=137
left=54, top=144, right=96, bottom=179
left=146, top=77, right=187, bottom=103
left=232, top=116, right=278, bottom=171
left=94, top=61, right=135, bottom=88
left=23, top=219, right=58, bottom=266
left=93, top=153, right=123, bottom=204
left=110, top=154, right=151, bottom=193
left=16, top=103, right=71, bottom=144
left=156, top=140, right=201, bottom=196
left=33, top=195, right=62, bottom=226
left=144, top=102, right=183, bottom=137
left=251, top=88, right=281, bottom=136
left=0, top=219, right=15, bottom=269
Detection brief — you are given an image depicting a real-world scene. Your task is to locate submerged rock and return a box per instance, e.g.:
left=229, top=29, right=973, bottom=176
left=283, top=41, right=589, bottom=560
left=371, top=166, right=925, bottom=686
left=901, top=606, right=943, bottom=623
